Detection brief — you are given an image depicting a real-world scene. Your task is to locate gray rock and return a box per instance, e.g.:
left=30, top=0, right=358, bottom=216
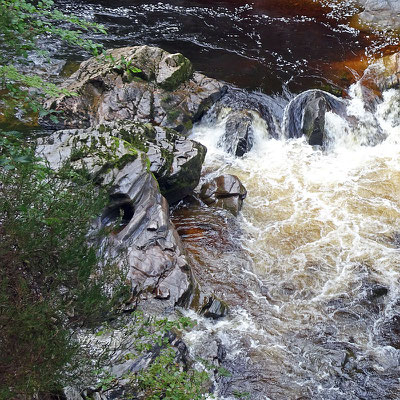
left=218, top=110, right=255, bottom=156
left=36, top=123, right=199, bottom=307
left=200, top=174, right=247, bottom=216
left=283, top=89, right=349, bottom=147
left=356, top=0, right=400, bottom=31
left=38, top=121, right=206, bottom=204
left=200, top=296, right=229, bottom=319
left=43, top=45, right=227, bottom=135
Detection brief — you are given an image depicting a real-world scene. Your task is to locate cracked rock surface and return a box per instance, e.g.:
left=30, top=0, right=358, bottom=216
left=44, top=45, right=227, bottom=134
left=36, top=122, right=204, bottom=307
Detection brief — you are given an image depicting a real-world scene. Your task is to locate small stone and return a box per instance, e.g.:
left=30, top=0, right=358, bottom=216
left=155, top=287, right=170, bottom=299
left=201, top=296, right=228, bottom=319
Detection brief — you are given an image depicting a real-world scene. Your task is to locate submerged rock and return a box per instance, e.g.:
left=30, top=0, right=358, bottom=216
left=36, top=123, right=202, bottom=307
left=43, top=45, right=226, bottom=134
left=200, top=174, right=247, bottom=216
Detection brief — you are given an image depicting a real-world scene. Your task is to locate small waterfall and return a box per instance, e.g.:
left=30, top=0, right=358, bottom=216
left=179, top=83, right=400, bottom=399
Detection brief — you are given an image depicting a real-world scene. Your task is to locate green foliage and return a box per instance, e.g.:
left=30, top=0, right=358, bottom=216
left=92, top=313, right=210, bottom=400
left=0, top=0, right=104, bottom=123
left=135, top=347, right=208, bottom=400
left=0, top=130, right=36, bottom=169
left=0, top=153, right=122, bottom=398
left=233, top=391, right=251, bottom=399
left=130, top=315, right=209, bottom=400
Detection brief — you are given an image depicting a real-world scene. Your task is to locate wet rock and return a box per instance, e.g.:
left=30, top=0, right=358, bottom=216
left=218, top=110, right=254, bottom=156
left=380, top=315, right=400, bottom=349
left=366, top=283, right=389, bottom=300
left=213, top=87, right=281, bottom=138
left=283, top=89, right=348, bottom=147
left=200, top=174, right=247, bottom=216
left=43, top=45, right=227, bottom=134
left=356, top=0, right=400, bottom=31
left=358, top=52, right=400, bottom=109
left=200, top=296, right=228, bottom=319
left=36, top=124, right=198, bottom=307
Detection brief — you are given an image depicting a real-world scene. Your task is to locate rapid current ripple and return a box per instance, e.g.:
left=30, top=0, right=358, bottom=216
left=176, top=81, right=400, bottom=400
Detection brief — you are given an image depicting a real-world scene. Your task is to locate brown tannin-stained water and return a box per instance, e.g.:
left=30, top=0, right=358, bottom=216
left=57, top=1, right=400, bottom=398
left=58, top=0, right=398, bottom=93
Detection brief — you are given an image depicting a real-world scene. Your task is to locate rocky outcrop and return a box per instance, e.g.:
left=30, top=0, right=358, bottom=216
left=38, top=122, right=206, bottom=204
left=36, top=122, right=204, bottom=307
left=218, top=110, right=255, bottom=156
left=43, top=45, right=227, bottom=134
left=355, top=0, right=400, bottom=31
left=200, top=174, right=247, bottom=216
left=358, top=52, right=400, bottom=108
left=211, top=88, right=280, bottom=156
left=283, top=89, right=348, bottom=146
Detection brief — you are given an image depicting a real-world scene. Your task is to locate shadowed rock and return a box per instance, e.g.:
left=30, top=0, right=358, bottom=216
left=218, top=110, right=255, bottom=156
left=283, top=89, right=348, bottom=147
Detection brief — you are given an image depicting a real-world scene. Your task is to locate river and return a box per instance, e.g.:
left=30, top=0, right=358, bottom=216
left=56, top=1, right=400, bottom=399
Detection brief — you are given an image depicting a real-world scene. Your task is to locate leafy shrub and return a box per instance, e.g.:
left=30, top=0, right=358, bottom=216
left=91, top=313, right=210, bottom=400
left=0, top=143, right=119, bottom=398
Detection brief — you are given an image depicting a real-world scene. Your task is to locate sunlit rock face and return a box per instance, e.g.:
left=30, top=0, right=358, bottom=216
left=35, top=121, right=207, bottom=309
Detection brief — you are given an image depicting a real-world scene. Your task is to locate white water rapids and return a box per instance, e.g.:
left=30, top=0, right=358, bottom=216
left=179, top=84, right=400, bottom=399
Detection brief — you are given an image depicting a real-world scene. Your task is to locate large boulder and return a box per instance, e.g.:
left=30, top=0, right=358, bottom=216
left=200, top=174, right=247, bottom=216
left=38, top=122, right=206, bottom=204
left=210, top=88, right=280, bottom=157
left=283, top=89, right=349, bottom=146
left=43, top=46, right=227, bottom=134
left=36, top=124, right=200, bottom=307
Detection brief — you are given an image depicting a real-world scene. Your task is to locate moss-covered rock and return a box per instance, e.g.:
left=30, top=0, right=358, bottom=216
left=37, top=121, right=207, bottom=204
left=42, top=45, right=226, bottom=135
left=36, top=123, right=198, bottom=309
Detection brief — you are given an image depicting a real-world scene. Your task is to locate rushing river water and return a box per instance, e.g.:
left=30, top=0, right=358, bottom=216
left=49, top=1, right=400, bottom=398
left=172, top=82, right=400, bottom=399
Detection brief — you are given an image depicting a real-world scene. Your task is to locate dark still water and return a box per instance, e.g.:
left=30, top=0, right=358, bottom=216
left=57, top=0, right=399, bottom=94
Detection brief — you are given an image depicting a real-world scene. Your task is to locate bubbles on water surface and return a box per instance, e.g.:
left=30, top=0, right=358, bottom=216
left=185, top=84, right=400, bottom=399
